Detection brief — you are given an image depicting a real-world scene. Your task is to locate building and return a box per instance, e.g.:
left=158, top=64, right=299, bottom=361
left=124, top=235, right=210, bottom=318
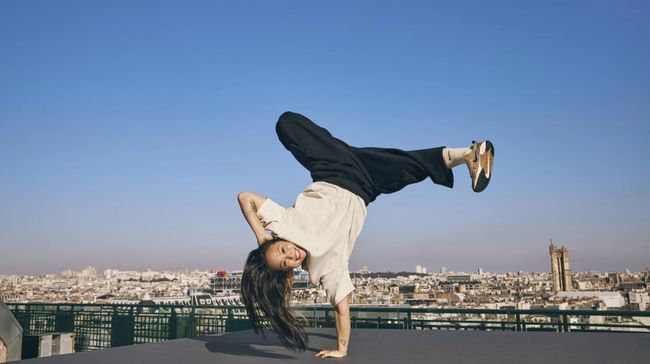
left=292, top=269, right=310, bottom=289
left=549, top=242, right=572, bottom=291
left=80, top=266, right=97, bottom=278
left=439, top=275, right=481, bottom=293
left=552, top=291, right=625, bottom=308
left=210, top=269, right=311, bottom=295
left=629, top=292, right=649, bottom=311
left=447, top=275, right=472, bottom=283
left=209, top=271, right=242, bottom=295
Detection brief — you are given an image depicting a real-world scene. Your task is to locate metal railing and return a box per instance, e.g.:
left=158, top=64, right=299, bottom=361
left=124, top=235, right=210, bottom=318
left=8, top=303, right=650, bottom=352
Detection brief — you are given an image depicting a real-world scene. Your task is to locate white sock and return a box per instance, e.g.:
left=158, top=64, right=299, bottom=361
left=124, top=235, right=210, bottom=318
left=442, top=147, right=470, bottom=169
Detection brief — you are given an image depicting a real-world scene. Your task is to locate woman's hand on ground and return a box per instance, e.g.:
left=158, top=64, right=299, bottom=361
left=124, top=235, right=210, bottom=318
left=315, top=349, right=347, bottom=358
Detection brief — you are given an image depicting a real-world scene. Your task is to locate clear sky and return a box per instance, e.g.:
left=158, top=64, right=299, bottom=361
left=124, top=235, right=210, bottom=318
left=1, top=1, right=649, bottom=275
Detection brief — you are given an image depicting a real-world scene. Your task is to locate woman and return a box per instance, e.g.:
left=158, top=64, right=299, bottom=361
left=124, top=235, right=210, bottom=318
left=238, top=111, right=494, bottom=358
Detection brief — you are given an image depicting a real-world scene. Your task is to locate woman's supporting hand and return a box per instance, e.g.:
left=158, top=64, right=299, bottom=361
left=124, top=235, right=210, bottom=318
left=315, top=349, right=347, bottom=358
left=315, top=295, right=350, bottom=359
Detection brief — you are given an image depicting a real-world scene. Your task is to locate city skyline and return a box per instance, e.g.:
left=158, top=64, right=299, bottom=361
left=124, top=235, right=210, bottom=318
left=3, top=262, right=648, bottom=311
left=1, top=256, right=648, bottom=278
left=2, top=1, right=649, bottom=275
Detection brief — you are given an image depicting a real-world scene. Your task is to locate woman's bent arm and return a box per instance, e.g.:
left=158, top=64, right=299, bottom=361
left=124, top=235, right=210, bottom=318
left=237, top=192, right=272, bottom=245
left=316, top=295, right=350, bottom=358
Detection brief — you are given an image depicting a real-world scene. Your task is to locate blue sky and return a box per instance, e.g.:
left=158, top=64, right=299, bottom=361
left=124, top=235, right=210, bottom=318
left=1, top=0, right=648, bottom=275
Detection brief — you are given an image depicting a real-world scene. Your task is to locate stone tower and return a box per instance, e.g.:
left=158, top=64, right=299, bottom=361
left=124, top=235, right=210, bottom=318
left=549, top=242, right=572, bottom=291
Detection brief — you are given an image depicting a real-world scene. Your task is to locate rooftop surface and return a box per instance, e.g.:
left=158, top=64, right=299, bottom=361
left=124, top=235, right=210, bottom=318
left=19, top=328, right=649, bottom=364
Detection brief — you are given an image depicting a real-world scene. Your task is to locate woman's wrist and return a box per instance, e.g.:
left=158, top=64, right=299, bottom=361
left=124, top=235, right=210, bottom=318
left=337, top=337, right=348, bottom=353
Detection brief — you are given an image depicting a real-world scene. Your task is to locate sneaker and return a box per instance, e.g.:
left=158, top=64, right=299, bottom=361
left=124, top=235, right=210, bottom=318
left=465, top=140, right=494, bottom=192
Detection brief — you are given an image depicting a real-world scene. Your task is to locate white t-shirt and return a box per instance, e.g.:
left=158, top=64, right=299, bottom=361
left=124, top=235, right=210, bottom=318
left=256, top=181, right=367, bottom=305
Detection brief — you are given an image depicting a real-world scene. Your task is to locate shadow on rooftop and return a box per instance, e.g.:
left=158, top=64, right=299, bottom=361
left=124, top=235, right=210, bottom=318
left=191, top=330, right=320, bottom=360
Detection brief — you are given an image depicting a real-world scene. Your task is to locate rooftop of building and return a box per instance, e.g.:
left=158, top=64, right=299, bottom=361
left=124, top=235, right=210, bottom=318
left=19, top=328, right=649, bottom=364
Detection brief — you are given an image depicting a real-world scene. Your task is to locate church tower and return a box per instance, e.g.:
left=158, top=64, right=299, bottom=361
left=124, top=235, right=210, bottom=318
left=549, top=241, right=572, bottom=291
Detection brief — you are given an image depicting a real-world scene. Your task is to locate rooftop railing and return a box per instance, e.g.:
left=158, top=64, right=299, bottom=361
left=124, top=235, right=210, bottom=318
left=8, top=303, right=650, bottom=353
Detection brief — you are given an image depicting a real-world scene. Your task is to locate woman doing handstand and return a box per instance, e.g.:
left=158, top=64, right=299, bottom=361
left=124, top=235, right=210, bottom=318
left=238, top=111, right=494, bottom=358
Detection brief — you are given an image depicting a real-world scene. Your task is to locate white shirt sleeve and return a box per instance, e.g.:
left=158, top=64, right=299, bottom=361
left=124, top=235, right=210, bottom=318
left=320, top=266, right=355, bottom=306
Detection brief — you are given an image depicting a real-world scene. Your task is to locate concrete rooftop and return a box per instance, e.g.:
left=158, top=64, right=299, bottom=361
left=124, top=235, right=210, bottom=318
left=18, top=328, right=649, bottom=364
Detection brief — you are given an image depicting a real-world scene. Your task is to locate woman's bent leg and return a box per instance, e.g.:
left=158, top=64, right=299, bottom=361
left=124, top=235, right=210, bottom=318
left=275, top=111, right=352, bottom=171
left=275, top=112, right=376, bottom=203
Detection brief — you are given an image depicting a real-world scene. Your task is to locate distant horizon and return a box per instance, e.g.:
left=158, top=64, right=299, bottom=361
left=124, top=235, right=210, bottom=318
left=2, top=236, right=648, bottom=275
left=2, top=262, right=648, bottom=277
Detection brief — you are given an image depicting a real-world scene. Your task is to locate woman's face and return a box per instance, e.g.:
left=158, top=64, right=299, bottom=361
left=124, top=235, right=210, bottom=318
left=264, top=240, right=307, bottom=271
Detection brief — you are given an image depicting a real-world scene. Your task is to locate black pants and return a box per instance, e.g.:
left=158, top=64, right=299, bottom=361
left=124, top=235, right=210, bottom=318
left=276, top=111, right=454, bottom=205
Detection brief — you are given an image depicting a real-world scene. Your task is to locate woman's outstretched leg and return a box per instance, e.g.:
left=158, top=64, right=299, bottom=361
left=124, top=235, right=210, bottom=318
left=348, top=145, right=453, bottom=197
left=275, top=111, right=494, bottom=204
left=352, top=139, right=495, bottom=197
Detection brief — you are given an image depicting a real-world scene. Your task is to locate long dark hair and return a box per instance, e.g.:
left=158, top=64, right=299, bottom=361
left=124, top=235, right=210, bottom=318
left=240, top=239, right=308, bottom=351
